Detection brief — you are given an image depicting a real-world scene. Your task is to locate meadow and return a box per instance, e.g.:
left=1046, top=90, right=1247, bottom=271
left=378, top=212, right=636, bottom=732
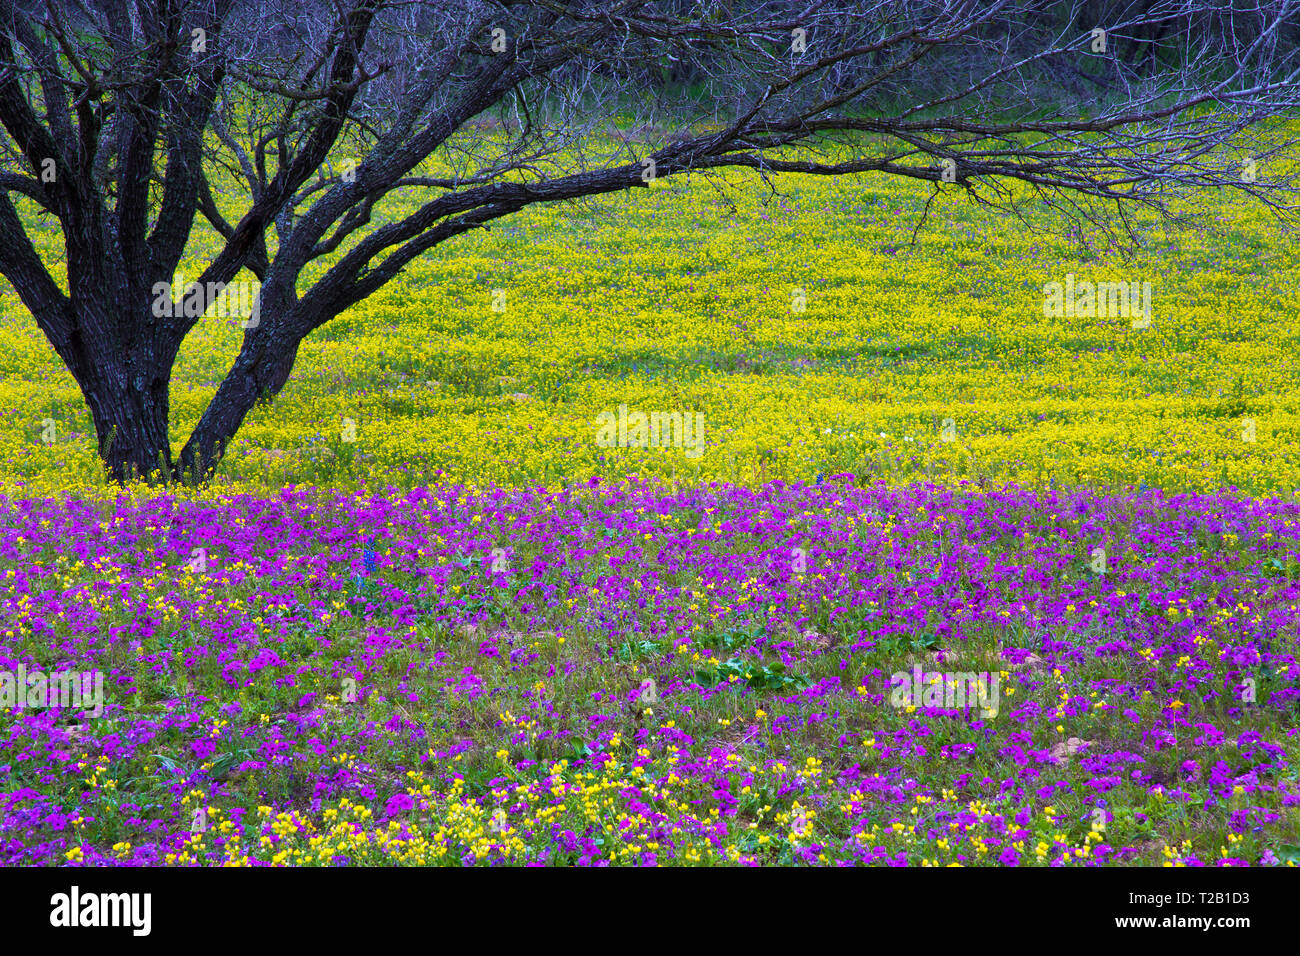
left=2, top=152, right=1298, bottom=498
left=1, top=153, right=1298, bottom=866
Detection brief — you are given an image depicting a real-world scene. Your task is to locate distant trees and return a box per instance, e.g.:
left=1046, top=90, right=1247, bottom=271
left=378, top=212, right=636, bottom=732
left=1, top=0, right=1297, bottom=483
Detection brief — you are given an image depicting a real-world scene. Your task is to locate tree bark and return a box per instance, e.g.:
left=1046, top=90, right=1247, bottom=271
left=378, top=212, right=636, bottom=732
left=81, top=363, right=174, bottom=484
left=67, top=300, right=179, bottom=484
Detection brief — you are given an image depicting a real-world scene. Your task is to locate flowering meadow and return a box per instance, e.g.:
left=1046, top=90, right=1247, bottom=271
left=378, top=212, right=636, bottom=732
left=1, top=478, right=1298, bottom=866
left=1, top=162, right=1299, bottom=867
left=1, top=158, right=1298, bottom=499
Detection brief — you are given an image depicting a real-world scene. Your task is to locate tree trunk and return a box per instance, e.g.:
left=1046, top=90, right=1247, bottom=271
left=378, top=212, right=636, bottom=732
left=75, top=354, right=175, bottom=485
left=176, top=320, right=302, bottom=483
left=65, top=300, right=178, bottom=484
left=82, top=367, right=174, bottom=483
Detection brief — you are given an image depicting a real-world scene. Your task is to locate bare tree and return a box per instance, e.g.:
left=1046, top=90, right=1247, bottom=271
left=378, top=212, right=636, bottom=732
left=0, top=0, right=1296, bottom=483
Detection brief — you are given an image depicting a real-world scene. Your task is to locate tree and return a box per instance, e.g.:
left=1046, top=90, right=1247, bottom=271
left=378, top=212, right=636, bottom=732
left=0, top=0, right=1297, bottom=484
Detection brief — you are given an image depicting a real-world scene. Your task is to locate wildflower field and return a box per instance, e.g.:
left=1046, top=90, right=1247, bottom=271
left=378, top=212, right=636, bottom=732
left=1, top=162, right=1298, bottom=867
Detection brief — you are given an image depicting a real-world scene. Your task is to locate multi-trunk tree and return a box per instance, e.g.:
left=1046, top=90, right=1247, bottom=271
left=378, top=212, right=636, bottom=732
left=0, top=0, right=1297, bottom=483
